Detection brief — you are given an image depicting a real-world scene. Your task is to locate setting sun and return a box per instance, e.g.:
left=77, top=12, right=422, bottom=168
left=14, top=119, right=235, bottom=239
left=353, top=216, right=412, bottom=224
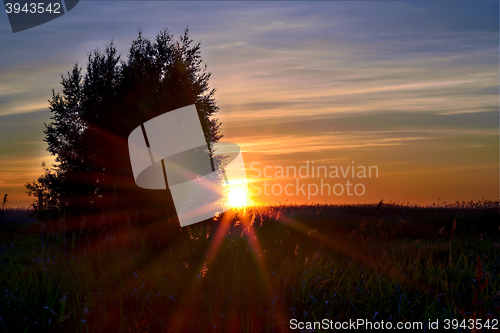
left=227, top=187, right=248, bottom=208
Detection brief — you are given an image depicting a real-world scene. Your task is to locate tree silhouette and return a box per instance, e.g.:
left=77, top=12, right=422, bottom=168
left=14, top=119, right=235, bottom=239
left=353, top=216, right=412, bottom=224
left=0, top=194, right=7, bottom=223
left=26, top=28, right=222, bottom=227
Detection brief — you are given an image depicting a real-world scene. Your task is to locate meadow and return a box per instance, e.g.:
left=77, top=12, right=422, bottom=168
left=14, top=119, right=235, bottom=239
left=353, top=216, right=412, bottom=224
left=0, top=201, right=499, bottom=332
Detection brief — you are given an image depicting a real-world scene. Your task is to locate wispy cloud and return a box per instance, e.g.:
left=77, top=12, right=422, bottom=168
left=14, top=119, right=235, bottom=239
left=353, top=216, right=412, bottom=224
left=0, top=1, right=497, bottom=205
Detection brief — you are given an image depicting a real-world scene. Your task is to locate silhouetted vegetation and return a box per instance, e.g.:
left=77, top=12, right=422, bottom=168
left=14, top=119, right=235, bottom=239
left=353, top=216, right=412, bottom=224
left=25, top=27, right=222, bottom=229
left=12, top=23, right=500, bottom=333
left=1, top=201, right=499, bottom=332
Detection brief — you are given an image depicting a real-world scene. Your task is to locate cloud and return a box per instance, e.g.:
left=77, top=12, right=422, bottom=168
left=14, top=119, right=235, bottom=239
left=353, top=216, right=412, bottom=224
left=0, top=1, right=498, bottom=205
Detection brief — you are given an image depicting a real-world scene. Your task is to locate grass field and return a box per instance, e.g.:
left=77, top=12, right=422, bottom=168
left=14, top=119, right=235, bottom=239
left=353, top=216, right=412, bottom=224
left=0, top=201, right=499, bottom=332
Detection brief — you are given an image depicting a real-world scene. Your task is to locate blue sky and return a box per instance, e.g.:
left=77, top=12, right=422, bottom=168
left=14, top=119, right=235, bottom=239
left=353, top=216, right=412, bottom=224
left=0, top=1, right=498, bottom=206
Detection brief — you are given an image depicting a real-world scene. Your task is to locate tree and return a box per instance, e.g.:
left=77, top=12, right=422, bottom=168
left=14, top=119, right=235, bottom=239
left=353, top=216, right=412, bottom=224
left=25, top=163, right=62, bottom=222
left=26, top=28, right=222, bottom=226
left=0, top=194, right=7, bottom=223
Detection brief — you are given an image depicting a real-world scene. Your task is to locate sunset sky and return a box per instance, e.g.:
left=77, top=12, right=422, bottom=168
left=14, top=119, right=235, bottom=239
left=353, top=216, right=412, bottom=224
left=0, top=1, right=498, bottom=207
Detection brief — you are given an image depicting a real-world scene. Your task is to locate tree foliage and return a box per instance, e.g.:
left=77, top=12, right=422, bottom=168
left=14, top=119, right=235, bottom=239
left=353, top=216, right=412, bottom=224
left=26, top=28, right=222, bottom=224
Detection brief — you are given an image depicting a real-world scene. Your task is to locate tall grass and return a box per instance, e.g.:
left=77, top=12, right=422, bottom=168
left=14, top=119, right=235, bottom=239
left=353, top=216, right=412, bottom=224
left=0, top=201, right=498, bottom=332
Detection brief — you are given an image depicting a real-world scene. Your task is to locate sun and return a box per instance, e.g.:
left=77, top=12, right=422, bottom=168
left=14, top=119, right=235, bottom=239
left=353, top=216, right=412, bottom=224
left=227, top=187, right=248, bottom=208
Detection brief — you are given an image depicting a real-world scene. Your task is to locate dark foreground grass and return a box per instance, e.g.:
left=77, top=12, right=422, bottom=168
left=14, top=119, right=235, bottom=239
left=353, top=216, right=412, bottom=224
left=0, top=202, right=499, bottom=332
